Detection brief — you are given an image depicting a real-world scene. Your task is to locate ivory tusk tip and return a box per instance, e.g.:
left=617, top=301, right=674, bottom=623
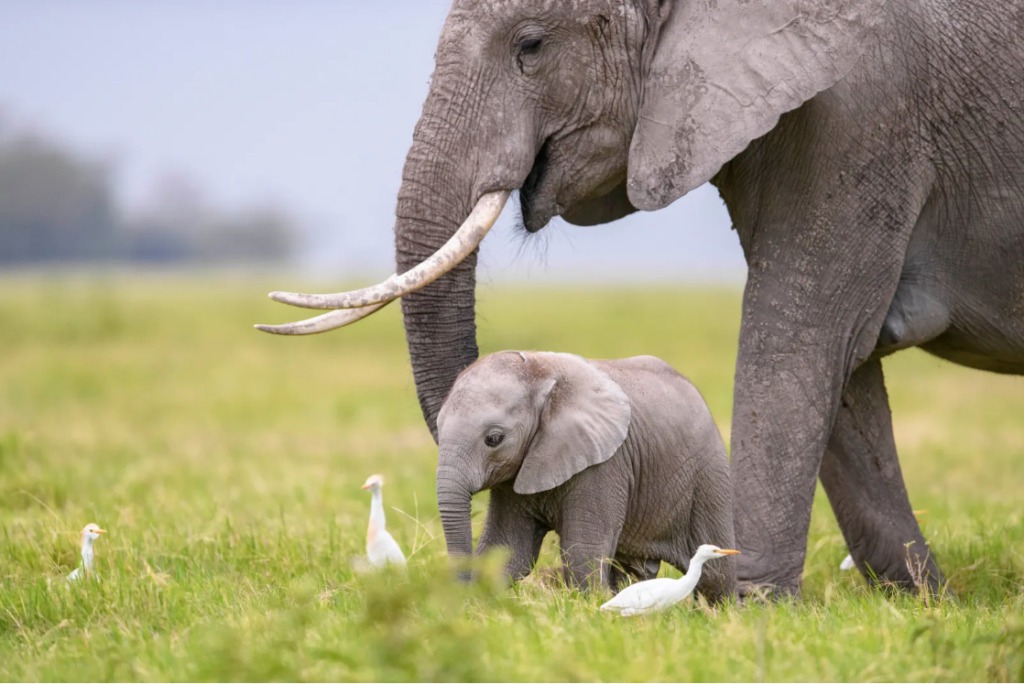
left=254, top=323, right=297, bottom=335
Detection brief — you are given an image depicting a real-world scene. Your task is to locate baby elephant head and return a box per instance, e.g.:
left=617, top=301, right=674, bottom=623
left=435, top=351, right=631, bottom=560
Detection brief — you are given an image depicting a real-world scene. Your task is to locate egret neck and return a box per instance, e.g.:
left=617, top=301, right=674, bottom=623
left=366, top=484, right=386, bottom=544
left=670, top=552, right=718, bottom=601
left=80, top=535, right=96, bottom=572
left=67, top=523, right=105, bottom=582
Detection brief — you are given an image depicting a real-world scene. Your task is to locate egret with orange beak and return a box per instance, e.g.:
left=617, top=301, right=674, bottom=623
left=600, top=544, right=740, bottom=616
left=361, top=474, right=406, bottom=568
left=66, top=523, right=106, bottom=582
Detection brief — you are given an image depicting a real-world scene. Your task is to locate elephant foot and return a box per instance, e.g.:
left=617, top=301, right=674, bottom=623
left=848, top=540, right=948, bottom=597
left=735, top=545, right=806, bottom=601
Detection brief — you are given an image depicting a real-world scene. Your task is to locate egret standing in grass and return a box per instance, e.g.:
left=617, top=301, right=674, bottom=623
left=361, top=474, right=406, bottom=567
left=600, top=544, right=739, bottom=616
left=66, top=523, right=106, bottom=582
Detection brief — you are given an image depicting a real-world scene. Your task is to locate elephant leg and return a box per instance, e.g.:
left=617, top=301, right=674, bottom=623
left=723, top=136, right=933, bottom=597
left=683, top=458, right=737, bottom=603
left=557, top=480, right=627, bottom=590
left=731, top=288, right=906, bottom=597
left=819, top=358, right=944, bottom=592
left=559, top=533, right=619, bottom=590
left=476, top=484, right=547, bottom=582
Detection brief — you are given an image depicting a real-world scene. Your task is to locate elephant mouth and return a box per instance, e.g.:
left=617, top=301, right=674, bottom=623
left=519, top=134, right=627, bottom=232
left=519, top=140, right=557, bottom=233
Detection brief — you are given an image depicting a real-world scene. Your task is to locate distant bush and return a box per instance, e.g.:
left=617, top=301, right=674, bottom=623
left=0, top=134, right=118, bottom=264
left=120, top=173, right=296, bottom=265
left=0, top=123, right=297, bottom=265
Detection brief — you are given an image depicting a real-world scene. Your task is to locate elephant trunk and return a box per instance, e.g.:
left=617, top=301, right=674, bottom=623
left=436, top=466, right=475, bottom=565
left=394, top=74, right=513, bottom=438
left=395, top=160, right=480, bottom=440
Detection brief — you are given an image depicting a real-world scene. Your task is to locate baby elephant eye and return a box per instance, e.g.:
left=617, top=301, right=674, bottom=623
left=484, top=432, right=505, bottom=448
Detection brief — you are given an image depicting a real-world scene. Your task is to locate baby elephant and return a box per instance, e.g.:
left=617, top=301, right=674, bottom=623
left=436, top=351, right=735, bottom=600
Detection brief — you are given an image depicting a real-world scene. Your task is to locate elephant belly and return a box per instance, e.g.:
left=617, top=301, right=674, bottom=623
left=921, top=330, right=1024, bottom=374
left=925, top=229, right=1024, bottom=373
left=881, top=182, right=1024, bottom=374
left=615, top=511, right=694, bottom=572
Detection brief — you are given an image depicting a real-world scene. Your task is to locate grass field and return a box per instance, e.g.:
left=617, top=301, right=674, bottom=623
left=0, top=272, right=1022, bottom=681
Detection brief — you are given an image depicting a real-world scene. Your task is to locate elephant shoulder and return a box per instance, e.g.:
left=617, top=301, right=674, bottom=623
left=598, top=356, right=719, bottom=434
left=599, top=355, right=696, bottom=390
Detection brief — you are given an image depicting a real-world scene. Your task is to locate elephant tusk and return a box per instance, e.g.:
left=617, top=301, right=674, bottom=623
left=266, top=190, right=511, bottom=311
left=254, top=301, right=391, bottom=335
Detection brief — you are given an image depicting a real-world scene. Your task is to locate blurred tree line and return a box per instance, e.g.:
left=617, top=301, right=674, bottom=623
left=0, top=120, right=296, bottom=265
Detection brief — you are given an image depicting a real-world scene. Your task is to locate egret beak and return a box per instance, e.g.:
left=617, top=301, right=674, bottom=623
left=361, top=483, right=372, bottom=490
left=95, top=528, right=107, bottom=534
left=716, top=549, right=741, bottom=555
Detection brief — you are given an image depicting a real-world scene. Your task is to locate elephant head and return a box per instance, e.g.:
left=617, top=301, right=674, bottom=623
left=259, top=0, right=885, bottom=438
left=434, top=351, right=630, bottom=560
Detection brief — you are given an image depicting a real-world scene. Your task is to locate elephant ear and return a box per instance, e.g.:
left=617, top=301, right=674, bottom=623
left=513, top=353, right=631, bottom=495
left=627, top=0, right=886, bottom=210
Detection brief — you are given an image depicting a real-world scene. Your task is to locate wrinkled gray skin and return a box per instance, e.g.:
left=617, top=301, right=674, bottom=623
left=388, top=0, right=1024, bottom=596
left=436, top=351, right=735, bottom=598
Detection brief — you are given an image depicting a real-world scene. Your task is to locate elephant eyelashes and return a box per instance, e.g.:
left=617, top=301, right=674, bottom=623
left=484, top=432, right=505, bottom=448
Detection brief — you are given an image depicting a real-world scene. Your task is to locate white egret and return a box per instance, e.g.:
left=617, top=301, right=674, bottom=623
left=361, top=474, right=406, bottom=567
left=66, top=523, right=106, bottom=582
left=600, top=544, right=740, bottom=616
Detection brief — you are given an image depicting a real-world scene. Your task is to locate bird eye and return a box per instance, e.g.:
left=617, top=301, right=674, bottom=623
left=484, top=431, right=504, bottom=448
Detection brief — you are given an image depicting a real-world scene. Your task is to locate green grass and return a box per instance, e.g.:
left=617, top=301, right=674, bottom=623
left=0, top=272, right=1022, bottom=681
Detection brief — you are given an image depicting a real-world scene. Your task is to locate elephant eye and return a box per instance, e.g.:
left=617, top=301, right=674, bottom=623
left=515, top=36, right=543, bottom=73
left=484, top=431, right=505, bottom=448
left=518, top=37, right=542, bottom=56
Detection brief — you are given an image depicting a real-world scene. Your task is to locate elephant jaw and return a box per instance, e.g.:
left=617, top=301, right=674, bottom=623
left=520, top=136, right=633, bottom=233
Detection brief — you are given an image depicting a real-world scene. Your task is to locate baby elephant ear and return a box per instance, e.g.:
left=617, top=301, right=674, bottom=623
left=513, top=354, right=631, bottom=495
left=627, top=0, right=886, bottom=210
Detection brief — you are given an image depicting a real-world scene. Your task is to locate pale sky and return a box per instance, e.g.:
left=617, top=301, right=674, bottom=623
left=0, top=1, right=746, bottom=283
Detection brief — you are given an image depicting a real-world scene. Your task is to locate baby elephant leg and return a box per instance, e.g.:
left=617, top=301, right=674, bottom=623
left=610, top=557, right=662, bottom=590
left=559, top=534, right=619, bottom=590
left=672, top=466, right=737, bottom=603
left=477, top=485, right=547, bottom=582
left=558, top=486, right=629, bottom=590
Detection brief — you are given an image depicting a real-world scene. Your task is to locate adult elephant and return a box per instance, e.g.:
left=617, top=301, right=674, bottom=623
left=259, top=0, right=1024, bottom=597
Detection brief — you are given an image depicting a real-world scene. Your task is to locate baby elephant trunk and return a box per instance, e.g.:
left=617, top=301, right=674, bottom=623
left=437, top=466, right=474, bottom=566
